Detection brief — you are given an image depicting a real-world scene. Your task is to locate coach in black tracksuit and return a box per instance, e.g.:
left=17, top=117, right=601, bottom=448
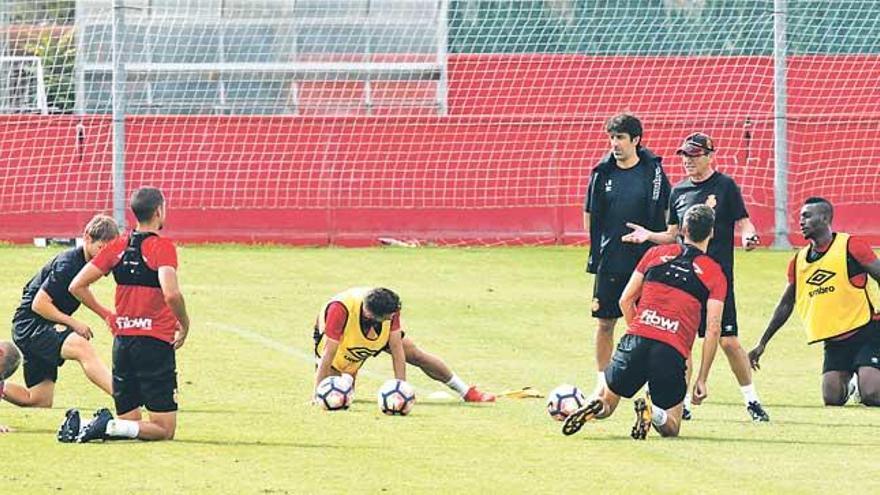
left=583, top=113, right=670, bottom=397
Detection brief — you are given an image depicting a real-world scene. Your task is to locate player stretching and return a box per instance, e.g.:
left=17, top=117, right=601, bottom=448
left=3, top=215, right=118, bottom=410
left=315, top=287, right=495, bottom=402
left=563, top=205, right=725, bottom=439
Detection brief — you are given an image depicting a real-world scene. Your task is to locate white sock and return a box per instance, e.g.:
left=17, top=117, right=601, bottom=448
left=848, top=374, right=860, bottom=403
left=105, top=419, right=140, bottom=439
left=740, top=384, right=760, bottom=405
left=445, top=374, right=470, bottom=397
left=651, top=406, right=668, bottom=427
left=684, top=393, right=692, bottom=409
left=592, top=371, right=606, bottom=396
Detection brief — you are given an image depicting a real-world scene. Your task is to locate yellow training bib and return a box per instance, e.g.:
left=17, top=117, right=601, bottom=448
left=315, top=287, right=392, bottom=374
left=794, top=233, right=879, bottom=343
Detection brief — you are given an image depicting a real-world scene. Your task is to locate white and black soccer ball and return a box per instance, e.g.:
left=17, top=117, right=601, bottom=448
left=546, top=384, right=586, bottom=421
left=377, top=379, right=416, bottom=416
left=315, top=374, right=354, bottom=411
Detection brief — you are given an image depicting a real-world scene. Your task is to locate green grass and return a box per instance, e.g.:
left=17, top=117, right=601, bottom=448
left=1, top=245, right=875, bottom=494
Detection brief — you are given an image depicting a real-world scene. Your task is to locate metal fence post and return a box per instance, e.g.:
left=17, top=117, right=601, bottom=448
left=112, top=0, right=127, bottom=229
left=772, top=0, right=791, bottom=249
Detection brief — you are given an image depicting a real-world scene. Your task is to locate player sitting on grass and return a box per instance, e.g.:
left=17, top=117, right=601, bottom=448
left=0, top=341, right=22, bottom=433
left=563, top=204, right=725, bottom=439
left=314, top=287, right=495, bottom=402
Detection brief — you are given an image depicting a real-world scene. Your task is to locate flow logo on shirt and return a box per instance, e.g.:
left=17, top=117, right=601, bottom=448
left=116, top=316, right=153, bottom=330
left=639, top=309, right=680, bottom=333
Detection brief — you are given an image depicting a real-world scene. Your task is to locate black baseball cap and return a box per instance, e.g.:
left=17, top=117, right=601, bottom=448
left=676, top=132, right=715, bottom=157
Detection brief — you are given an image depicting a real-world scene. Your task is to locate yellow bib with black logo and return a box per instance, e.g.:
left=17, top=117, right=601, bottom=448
left=316, top=287, right=391, bottom=374
left=795, top=233, right=878, bottom=343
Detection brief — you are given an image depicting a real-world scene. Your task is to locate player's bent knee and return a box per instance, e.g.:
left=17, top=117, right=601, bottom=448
left=719, top=336, right=742, bottom=352
left=823, top=394, right=847, bottom=406
left=859, top=392, right=880, bottom=407
left=404, top=348, right=425, bottom=367
left=61, top=334, right=94, bottom=360
left=658, top=424, right=680, bottom=437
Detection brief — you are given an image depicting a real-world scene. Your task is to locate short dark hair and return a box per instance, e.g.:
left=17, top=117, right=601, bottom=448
left=605, top=113, right=643, bottom=143
left=0, top=341, right=22, bottom=381
left=804, top=196, right=833, bottom=221
left=364, top=288, right=402, bottom=317
left=130, top=187, right=165, bottom=223
left=683, top=204, right=715, bottom=243
left=84, top=214, right=120, bottom=242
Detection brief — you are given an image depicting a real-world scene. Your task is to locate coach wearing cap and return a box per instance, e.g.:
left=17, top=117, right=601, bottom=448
left=621, top=132, right=770, bottom=423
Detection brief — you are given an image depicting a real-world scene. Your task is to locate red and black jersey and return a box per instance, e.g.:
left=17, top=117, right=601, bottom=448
left=91, top=231, right=179, bottom=343
left=320, top=301, right=402, bottom=341
left=628, top=244, right=727, bottom=358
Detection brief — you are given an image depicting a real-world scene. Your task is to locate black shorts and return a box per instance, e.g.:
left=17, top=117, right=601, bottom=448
left=697, top=281, right=738, bottom=338
left=12, top=320, right=74, bottom=388
left=823, top=321, right=880, bottom=374
left=112, top=335, right=178, bottom=414
left=591, top=272, right=629, bottom=319
left=604, top=334, right=687, bottom=410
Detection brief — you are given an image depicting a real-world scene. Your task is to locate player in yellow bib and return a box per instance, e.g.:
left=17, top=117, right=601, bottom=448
left=749, top=198, right=880, bottom=406
left=314, top=287, right=495, bottom=402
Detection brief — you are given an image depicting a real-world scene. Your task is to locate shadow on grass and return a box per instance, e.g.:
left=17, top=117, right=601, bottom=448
left=687, top=416, right=877, bottom=429
left=582, top=434, right=873, bottom=447
left=174, top=438, right=352, bottom=448
left=708, top=400, right=831, bottom=409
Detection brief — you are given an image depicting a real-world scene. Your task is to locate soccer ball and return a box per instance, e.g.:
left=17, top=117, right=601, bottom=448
left=546, top=384, right=586, bottom=421
left=315, top=374, right=354, bottom=411
left=377, top=379, right=416, bottom=416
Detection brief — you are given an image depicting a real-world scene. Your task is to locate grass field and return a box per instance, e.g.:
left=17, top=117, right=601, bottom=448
left=1, top=245, right=876, bottom=494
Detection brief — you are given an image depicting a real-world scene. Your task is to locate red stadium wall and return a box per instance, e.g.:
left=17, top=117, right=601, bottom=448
left=0, top=54, right=878, bottom=246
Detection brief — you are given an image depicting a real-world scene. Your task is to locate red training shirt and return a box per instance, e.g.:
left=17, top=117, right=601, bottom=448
left=322, top=301, right=401, bottom=341
left=91, top=233, right=179, bottom=343
left=627, top=244, right=728, bottom=358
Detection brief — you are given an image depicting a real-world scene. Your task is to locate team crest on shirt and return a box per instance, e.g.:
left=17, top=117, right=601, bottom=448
left=705, top=194, right=717, bottom=209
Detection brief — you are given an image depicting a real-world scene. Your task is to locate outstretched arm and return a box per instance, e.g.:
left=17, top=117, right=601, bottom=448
left=315, top=338, right=340, bottom=390
left=622, top=223, right=679, bottom=245
left=748, top=283, right=796, bottom=370
left=388, top=330, right=406, bottom=381
left=69, top=264, right=114, bottom=323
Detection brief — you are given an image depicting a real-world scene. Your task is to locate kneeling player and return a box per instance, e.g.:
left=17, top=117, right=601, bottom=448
left=749, top=197, right=880, bottom=406
left=3, top=215, right=118, bottom=409
left=0, top=341, right=23, bottom=433
left=314, top=287, right=495, bottom=402
left=563, top=204, right=725, bottom=439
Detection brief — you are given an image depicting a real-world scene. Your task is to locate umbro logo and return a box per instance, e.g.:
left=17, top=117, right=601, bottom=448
left=345, top=346, right=380, bottom=363
left=805, top=269, right=835, bottom=286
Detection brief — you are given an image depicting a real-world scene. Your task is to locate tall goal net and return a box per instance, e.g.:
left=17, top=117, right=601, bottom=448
left=1, top=1, right=879, bottom=244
